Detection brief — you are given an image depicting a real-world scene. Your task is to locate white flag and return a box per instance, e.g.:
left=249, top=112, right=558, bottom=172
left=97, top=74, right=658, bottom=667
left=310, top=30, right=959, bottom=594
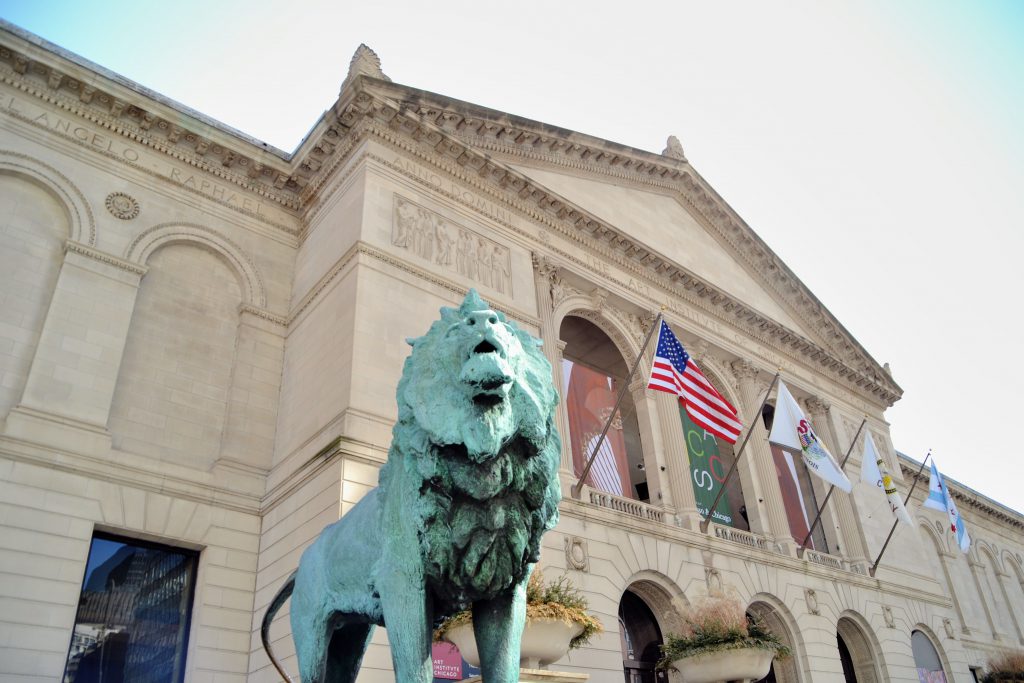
left=768, top=381, right=852, bottom=493
left=860, top=432, right=913, bottom=526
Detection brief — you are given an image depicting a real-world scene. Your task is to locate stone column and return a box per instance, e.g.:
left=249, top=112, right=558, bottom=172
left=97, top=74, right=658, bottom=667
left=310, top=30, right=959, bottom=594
left=654, top=390, right=701, bottom=529
left=629, top=377, right=675, bottom=513
left=730, top=360, right=794, bottom=553
left=532, top=256, right=572, bottom=475
left=3, top=242, right=145, bottom=456
left=935, top=549, right=971, bottom=634
left=805, top=397, right=867, bottom=563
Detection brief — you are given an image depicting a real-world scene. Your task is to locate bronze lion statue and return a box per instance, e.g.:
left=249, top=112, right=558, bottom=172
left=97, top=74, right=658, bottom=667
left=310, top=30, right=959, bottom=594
left=261, top=290, right=562, bottom=683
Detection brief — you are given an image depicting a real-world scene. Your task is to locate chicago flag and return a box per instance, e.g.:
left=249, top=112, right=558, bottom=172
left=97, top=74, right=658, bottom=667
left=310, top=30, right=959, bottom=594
left=923, top=459, right=971, bottom=553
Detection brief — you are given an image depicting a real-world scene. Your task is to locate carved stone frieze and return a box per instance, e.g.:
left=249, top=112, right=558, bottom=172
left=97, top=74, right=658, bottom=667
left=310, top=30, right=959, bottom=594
left=393, top=195, right=512, bottom=296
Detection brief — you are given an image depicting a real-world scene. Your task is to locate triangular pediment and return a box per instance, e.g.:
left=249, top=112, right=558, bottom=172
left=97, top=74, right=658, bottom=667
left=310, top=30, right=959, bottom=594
left=503, top=162, right=811, bottom=336
left=318, top=78, right=900, bottom=405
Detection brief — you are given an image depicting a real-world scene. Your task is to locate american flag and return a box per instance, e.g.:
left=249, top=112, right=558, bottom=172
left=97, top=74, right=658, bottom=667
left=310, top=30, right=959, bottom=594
left=647, top=320, right=743, bottom=444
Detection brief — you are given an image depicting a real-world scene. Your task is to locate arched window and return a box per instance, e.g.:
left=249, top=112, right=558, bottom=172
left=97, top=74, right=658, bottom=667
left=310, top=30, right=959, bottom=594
left=911, top=630, right=947, bottom=682
left=561, top=316, right=646, bottom=500
left=618, top=590, right=666, bottom=683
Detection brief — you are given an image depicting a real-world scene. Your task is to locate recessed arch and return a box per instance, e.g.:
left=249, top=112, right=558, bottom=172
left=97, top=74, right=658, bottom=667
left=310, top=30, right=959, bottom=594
left=618, top=574, right=686, bottom=683
left=747, top=593, right=805, bottom=683
left=0, top=150, right=95, bottom=245
left=125, top=223, right=266, bottom=307
left=837, top=610, right=889, bottom=683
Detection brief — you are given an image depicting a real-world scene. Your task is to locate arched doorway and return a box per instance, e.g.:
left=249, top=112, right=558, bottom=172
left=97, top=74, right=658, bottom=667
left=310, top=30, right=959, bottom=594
left=561, top=316, right=646, bottom=500
left=836, top=614, right=884, bottom=683
left=748, top=599, right=802, bottom=683
left=619, top=589, right=666, bottom=683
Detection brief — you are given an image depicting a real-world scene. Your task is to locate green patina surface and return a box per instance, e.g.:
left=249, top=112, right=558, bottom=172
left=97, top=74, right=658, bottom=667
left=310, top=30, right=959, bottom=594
left=261, top=290, right=562, bottom=683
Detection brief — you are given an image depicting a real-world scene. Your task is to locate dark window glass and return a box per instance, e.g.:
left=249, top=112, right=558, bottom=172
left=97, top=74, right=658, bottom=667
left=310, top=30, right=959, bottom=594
left=63, top=532, right=198, bottom=683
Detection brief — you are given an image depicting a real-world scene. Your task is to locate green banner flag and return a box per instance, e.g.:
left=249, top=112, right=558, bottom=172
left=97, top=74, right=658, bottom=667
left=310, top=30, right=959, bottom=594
left=680, top=407, right=737, bottom=527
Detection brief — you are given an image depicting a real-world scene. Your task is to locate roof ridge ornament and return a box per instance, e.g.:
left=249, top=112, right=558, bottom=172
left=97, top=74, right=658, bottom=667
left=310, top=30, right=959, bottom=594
left=663, top=135, right=686, bottom=161
left=341, top=43, right=390, bottom=94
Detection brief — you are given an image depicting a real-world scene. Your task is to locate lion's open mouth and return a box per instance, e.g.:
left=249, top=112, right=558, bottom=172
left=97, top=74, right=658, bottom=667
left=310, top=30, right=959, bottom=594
left=461, top=337, right=513, bottom=407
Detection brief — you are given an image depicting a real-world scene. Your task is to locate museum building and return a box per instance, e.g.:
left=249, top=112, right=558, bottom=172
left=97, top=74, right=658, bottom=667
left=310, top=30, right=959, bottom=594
left=0, top=20, right=1022, bottom=683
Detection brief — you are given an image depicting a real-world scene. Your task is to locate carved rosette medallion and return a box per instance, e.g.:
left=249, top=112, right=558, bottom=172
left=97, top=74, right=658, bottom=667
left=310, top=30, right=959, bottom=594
left=105, top=192, right=139, bottom=220
left=393, top=195, right=512, bottom=296
left=565, top=536, right=589, bottom=572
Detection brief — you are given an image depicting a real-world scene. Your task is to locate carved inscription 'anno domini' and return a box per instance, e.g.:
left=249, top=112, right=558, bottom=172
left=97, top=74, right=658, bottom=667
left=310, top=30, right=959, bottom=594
left=393, top=195, right=512, bottom=296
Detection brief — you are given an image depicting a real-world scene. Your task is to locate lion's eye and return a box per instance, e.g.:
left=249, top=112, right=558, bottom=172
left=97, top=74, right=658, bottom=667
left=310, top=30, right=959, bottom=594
left=488, top=315, right=497, bottom=324
left=467, top=318, right=475, bottom=326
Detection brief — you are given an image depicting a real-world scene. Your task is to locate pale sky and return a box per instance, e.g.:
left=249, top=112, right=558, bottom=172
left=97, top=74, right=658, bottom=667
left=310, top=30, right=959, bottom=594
left=2, top=0, right=1021, bottom=512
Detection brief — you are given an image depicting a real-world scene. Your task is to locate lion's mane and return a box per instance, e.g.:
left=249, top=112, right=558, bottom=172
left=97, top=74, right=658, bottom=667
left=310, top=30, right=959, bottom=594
left=378, top=291, right=561, bottom=608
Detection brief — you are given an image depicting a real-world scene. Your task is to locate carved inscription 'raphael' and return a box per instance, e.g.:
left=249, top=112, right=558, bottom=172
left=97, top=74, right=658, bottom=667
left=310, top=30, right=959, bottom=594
left=394, top=195, right=512, bottom=296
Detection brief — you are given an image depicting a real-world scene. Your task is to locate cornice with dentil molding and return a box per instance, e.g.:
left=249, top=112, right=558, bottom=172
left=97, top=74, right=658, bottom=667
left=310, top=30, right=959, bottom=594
left=2, top=27, right=901, bottom=407
left=0, top=37, right=306, bottom=207
left=324, top=87, right=899, bottom=404
left=366, top=87, right=898, bottom=393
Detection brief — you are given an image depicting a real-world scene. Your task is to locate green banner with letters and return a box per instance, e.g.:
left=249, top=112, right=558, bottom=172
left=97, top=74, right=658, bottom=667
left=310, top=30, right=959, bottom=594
left=680, top=407, right=736, bottom=527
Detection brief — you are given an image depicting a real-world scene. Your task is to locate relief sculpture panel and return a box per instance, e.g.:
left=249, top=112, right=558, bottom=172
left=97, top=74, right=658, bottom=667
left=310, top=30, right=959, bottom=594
left=393, top=195, right=512, bottom=296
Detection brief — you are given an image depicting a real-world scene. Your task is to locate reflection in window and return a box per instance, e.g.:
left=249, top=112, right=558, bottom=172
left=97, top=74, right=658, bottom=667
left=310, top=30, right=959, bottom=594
left=911, top=630, right=947, bottom=683
left=770, top=444, right=829, bottom=552
left=63, top=533, right=198, bottom=683
left=563, top=359, right=634, bottom=498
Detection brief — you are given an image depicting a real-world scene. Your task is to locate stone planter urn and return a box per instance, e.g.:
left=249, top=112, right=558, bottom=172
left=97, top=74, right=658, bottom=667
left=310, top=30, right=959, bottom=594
left=668, top=646, right=775, bottom=683
left=444, top=617, right=585, bottom=669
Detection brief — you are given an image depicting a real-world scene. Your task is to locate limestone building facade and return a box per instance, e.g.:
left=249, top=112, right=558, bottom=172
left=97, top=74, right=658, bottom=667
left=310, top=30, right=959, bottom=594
left=0, top=20, right=1021, bottom=683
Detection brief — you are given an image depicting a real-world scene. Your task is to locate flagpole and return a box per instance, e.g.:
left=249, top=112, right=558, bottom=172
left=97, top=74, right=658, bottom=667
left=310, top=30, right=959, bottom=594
left=869, top=450, right=931, bottom=577
left=795, top=417, right=866, bottom=559
left=570, top=312, right=663, bottom=500
left=699, top=371, right=780, bottom=534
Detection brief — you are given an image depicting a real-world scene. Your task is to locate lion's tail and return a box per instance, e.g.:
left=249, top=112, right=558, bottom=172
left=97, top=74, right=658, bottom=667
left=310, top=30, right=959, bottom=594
left=261, top=570, right=297, bottom=683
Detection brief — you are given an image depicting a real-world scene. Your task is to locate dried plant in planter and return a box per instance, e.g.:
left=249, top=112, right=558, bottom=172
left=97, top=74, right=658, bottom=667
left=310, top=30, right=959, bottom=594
left=434, top=569, right=603, bottom=650
left=982, top=650, right=1024, bottom=682
left=657, top=596, right=790, bottom=670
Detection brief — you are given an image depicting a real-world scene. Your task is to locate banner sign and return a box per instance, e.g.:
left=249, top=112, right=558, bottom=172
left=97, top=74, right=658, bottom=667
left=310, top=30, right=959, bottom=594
left=681, top=407, right=736, bottom=527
